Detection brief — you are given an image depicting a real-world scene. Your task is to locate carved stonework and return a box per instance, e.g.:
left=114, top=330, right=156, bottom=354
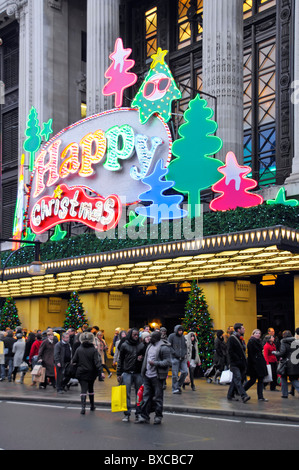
left=6, top=0, right=28, bottom=20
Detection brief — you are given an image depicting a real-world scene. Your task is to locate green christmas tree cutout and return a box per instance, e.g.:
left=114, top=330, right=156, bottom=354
left=182, top=281, right=214, bottom=372
left=267, top=187, right=299, bottom=207
left=24, top=108, right=54, bottom=172
left=0, top=297, right=21, bottom=330
left=50, top=225, right=68, bottom=242
left=166, top=95, right=223, bottom=218
left=131, top=48, right=181, bottom=124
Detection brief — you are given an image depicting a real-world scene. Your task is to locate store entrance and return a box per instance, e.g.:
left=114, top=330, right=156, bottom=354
left=256, top=274, right=295, bottom=338
left=127, top=283, right=189, bottom=334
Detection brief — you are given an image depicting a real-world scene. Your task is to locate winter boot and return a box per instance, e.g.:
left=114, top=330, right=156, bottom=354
left=80, top=394, right=87, bottom=415
left=89, top=393, right=96, bottom=411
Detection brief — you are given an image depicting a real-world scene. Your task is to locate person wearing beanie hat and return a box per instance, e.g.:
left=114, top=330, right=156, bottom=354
left=136, top=331, right=171, bottom=425
left=71, top=332, right=102, bottom=414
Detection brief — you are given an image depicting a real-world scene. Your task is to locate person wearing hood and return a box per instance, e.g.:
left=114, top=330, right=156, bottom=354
left=168, top=325, right=188, bottom=394
left=185, top=332, right=201, bottom=391
left=272, top=329, right=299, bottom=399
left=213, top=330, right=228, bottom=383
left=117, top=328, right=144, bottom=422
left=243, top=329, right=268, bottom=401
left=71, top=332, right=102, bottom=414
left=136, top=331, right=171, bottom=425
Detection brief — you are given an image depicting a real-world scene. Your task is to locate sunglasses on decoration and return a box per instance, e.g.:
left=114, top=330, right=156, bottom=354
left=143, top=77, right=171, bottom=99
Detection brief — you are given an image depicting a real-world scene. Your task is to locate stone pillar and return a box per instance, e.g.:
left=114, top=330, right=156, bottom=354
left=286, top=0, right=299, bottom=184
left=202, top=0, right=244, bottom=162
left=86, top=0, right=120, bottom=116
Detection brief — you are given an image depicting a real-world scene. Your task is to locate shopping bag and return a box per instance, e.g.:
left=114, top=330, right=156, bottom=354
left=33, top=367, right=46, bottom=383
left=263, top=364, right=273, bottom=383
left=111, top=385, right=127, bottom=413
left=19, top=362, right=29, bottom=372
left=219, top=369, right=233, bottom=384
left=31, top=365, right=43, bottom=376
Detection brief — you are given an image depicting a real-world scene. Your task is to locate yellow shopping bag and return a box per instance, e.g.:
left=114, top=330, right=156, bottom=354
left=111, top=385, right=128, bottom=413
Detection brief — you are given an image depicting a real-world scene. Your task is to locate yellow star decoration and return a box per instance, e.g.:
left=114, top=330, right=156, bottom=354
left=54, top=185, right=63, bottom=199
left=151, top=48, right=168, bottom=69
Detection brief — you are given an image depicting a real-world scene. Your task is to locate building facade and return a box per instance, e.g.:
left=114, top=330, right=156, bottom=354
left=0, top=0, right=298, bottom=344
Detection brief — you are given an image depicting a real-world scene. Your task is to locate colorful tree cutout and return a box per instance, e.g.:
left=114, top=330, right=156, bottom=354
left=131, top=48, right=182, bottom=124
left=166, top=96, right=223, bottom=218
left=50, top=225, right=68, bottom=242
left=135, top=159, right=187, bottom=224
left=24, top=107, right=42, bottom=172
left=103, top=38, right=138, bottom=108
left=41, top=119, right=53, bottom=142
left=266, top=187, right=299, bottom=207
left=210, top=151, right=264, bottom=211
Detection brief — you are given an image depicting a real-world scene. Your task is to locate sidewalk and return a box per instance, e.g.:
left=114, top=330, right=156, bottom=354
left=1, top=371, right=298, bottom=423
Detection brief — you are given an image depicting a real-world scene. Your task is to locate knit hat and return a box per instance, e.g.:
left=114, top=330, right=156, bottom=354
left=141, top=331, right=151, bottom=341
left=80, top=332, right=95, bottom=344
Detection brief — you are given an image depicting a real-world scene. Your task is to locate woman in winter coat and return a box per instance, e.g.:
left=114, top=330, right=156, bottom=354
left=213, top=330, right=228, bottom=382
left=272, top=329, right=299, bottom=398
left=112, top=330, right=127, bottom=367
left=263, top=334, right=278, bottom=391
left=12, top=333, right=26, bottom=383
left=37, top=331, right=56, bottom=389
left=71, top=332, right=102, bottom=415
left=185, top=332, right=201, bottom=391
left=244, top=329, right=268, bottom=401
left=96, top=331, right=112, bottom=378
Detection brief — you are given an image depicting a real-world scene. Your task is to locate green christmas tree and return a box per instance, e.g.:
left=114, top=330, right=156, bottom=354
left=63, top=291, right=88, bottom=330
left=0, top=297, right=21, bottom=330
left=182, top=281, right=214, bottom=372
left=24, top=107, right=42, bottom=172
left=166, top=95, right=223, bottom=218
left=131, top=48, right=181, bottom=124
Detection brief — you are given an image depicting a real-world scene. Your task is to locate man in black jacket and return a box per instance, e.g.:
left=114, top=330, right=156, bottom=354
left=54, top=332, right=72, bottom=393
left=168, top=325, right=188, bottom=394
left=227, top=323, right=250, bottom=403
left=117, top=328, right=144, bottom=422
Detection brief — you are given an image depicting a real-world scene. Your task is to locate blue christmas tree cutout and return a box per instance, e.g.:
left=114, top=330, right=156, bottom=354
left=135, top=159, right=187, bottom=224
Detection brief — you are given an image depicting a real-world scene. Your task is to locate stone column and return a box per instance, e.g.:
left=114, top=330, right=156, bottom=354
left=202, top=0, right=244, bottom=162
left=286, top=0, right=299, bottom=185
left=86, top=0, right=120, bottom=116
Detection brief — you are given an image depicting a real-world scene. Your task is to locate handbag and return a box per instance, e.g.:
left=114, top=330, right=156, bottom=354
left=219, top=369, right=233, bottom=384
left=263, top=364, right=273, bottom=383
left=111, top=385, right=128, bottom=413
left=277, top=359, right=287, bottom=376
left=19, top=362, right=29, bottom=373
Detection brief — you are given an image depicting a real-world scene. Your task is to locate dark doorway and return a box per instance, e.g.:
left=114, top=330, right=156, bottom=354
left=127, top=283, right=189, bottom=334
left=256, top=274, right=295, bottom=339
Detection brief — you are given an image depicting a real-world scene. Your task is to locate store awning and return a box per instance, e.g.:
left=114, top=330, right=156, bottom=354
left=1, top=225, right=299, bottom=298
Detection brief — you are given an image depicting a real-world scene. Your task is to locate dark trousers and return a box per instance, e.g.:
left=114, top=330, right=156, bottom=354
left=141, top=375, right=164, bottom=419
left=56, top=366, right=69, bottom=391
left=227, top=366, right=247, bottom=399
left=79, top=379, right=95, bottom=396
left=244, top=375, right=264, bottom=399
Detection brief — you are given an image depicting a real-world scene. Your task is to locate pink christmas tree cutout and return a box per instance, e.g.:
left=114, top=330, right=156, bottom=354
left=210, top=151, right=264, bottom=211
left=103, top=38, right=138, bottom=108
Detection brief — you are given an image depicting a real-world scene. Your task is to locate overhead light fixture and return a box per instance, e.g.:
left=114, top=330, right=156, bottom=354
left=260, top=274, right=278, bottom=286
left=28, top=261, right=46, bottom=276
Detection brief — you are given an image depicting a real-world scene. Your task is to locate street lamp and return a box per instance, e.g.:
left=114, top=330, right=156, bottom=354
left=0, top=238, right=46, bottom=282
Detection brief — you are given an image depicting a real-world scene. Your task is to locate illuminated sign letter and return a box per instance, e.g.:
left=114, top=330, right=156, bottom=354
left=79, top=130, right=107, bottom=177
left=104, top=125, right=135, bottom=171
left=59, top=143, right=80, bottom=179
left=130, top=135, right=163, bottom=181
left=34, top=140, right=61, bottom=198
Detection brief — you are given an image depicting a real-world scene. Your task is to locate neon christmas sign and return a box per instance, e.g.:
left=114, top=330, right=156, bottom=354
left=27, top=108, right=172, bottom=235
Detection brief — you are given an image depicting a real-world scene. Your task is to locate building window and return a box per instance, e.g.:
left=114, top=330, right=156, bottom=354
left=243, top=0, right=276, bottom=18
left=177, top=0, right=203, bottom=50
left=145, top=6, right=158, bottom=58
left=2, top=180, right=17, bottom=238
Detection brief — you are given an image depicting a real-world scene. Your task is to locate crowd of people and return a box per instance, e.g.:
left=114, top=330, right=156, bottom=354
left=1, top=322, right=299, bottom=423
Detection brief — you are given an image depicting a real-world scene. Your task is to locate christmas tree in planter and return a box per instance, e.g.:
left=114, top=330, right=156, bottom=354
left=63, top=292, right=88, bottom=330
left=0, top=297, right=21, bottom=330
left=182, top=281, right=214, bottom=373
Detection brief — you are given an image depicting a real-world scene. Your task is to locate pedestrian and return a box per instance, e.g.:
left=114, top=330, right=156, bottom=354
left=272, top=329, right=299, bottom=399
left=29, top=333, right=43, bottom=386
left=23, top=332, right=36, bottom=369
left=136, top=330, right=171, bottom=425
left=54, top=332, right=73, bottom=393
left=0, top=332, right=5, bottom=381
left=263, top=334, right=278, bottom=391
left=112, top=330, right=127, bottom=368
left=12, top=333, right=26, bottom=383
left=96, top=331, right=112, bottom=378
left=227, top=323, right=250, bottom=403
left=37, top=330, right=56, bottom=389
left=168, top=325, right=188, bottom=394
left=185, top=332, right=201, bottom=391
left=116, top=328, right=144, bottom=422
left=3, top=330, right=16, bottom=382
left=71, top=332, right=102, bottom=415
left=244, top=329, right=269, bottom=401
left=213, top=330, right=228, bottom=383
left=109, top=327, right=122, bottom=357
left=262, top=327, right=280, bottom=351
